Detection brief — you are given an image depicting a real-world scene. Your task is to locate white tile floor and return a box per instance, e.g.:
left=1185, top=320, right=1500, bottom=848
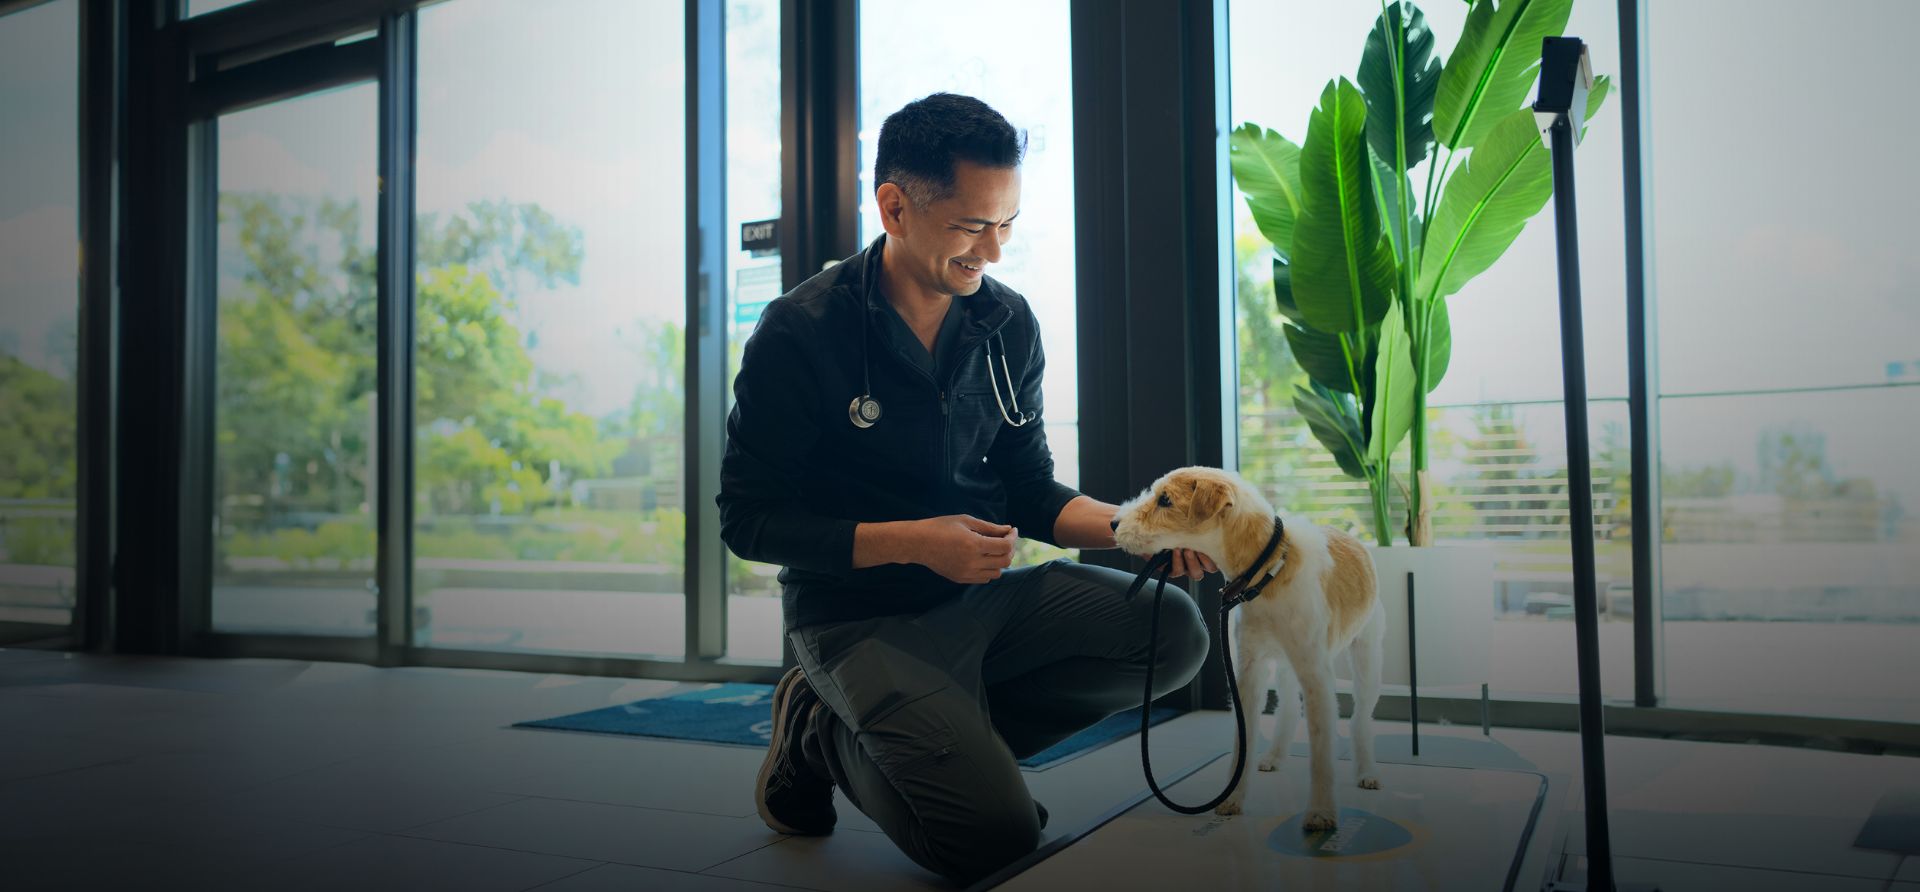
left=0, top=648, right=1914, bottom=891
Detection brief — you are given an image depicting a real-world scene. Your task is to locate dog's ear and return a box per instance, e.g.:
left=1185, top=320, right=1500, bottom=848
left=1189, top=476, right=1232, bottom=521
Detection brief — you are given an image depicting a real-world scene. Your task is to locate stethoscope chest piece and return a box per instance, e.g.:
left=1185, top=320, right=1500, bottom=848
left=848, top=395, right=883, bottom=429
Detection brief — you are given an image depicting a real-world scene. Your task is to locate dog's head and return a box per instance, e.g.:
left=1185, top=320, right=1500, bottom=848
left=1112, top=466, right=1262, bottom=559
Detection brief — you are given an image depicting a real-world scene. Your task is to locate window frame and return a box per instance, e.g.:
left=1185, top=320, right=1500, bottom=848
left=70, top=0, right=1920, bottom=747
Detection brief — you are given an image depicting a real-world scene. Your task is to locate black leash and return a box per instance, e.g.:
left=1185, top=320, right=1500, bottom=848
left=1133, top=515, right=1286, bottom=815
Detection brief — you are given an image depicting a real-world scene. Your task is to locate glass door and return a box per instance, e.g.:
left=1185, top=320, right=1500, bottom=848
left=209, top=83, right=381, bottom=636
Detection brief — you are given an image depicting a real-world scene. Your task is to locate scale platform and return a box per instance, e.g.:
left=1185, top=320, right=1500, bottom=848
left=987, top=750, right=1562, bottom=891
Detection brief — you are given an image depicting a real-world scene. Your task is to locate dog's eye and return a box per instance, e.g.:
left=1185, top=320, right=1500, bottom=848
left=1156, top=493, right=1172, bottom=509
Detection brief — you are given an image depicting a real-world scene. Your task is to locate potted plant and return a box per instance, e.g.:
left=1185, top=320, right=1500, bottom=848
left=1230, top=0, right=1610, bottom=686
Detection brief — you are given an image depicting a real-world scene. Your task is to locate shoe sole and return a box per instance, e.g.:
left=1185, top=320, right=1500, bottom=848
left=755, top=669, right=811, bottom=835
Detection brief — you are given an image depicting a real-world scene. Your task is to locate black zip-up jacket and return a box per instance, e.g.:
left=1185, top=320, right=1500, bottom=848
left=717, top=237, right=1082, bottom=630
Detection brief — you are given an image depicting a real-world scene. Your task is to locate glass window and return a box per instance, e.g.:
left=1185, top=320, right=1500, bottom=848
left=722, top=0, right=784, bottom=663
left=1650, top=1, right=1920, bottom=396
left=186, top=0, right=257, bottom=17
left=211, top=84, right=379, bottom=636
left=858, top=0, right=1080, bottom=569
left=0, top=0, right=79, bottom=634
left=414, top=0, right=686, bottom=658
left=1658, top=390, right=1920, bottom=721
left=1648, top=1, right=1920, bottom=722
left=1229, top=0, right=1631, bottom=698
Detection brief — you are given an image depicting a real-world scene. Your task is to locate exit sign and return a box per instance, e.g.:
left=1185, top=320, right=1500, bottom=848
left=741, top=218, right=778, bottom=255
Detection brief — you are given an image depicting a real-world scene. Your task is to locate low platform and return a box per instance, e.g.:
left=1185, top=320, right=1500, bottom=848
left=989, top=753, right=1560, bottom=891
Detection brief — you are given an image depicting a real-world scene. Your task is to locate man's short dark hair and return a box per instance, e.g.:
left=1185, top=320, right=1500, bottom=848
left=874, top=93, right=1027, bottom=208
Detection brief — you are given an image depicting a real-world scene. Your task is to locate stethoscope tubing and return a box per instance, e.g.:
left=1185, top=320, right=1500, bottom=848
left=851, top=251, right=1031, bottom=429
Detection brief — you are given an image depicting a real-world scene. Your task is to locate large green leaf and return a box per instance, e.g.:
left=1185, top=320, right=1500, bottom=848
left=1419, top=77, right=1608, bottom=302
left=1431, top=0, right=1573, bottom=150
left=1370, top=306, right=1417, bottom=462
left=1284, top=323, right=1354, bottom=394
left=1360, top=1, right=1440, bottom=169
left=1293, top=78, right=1396, bottom=334
left=1423, top=295, right=1452, bottom=392
left=1293, top=382, right=1369, bottom=479
left=1229, top=124, right=1305, bottom=260
left=1371, top=154, right=1421, bottom=262
left=1271, top=257, right=1305, bottom=324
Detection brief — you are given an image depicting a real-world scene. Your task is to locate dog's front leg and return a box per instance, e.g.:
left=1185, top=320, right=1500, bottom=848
left=1290, top=648, right=1340, bottom=831
left=1215, top=645, right=1271, bottom=816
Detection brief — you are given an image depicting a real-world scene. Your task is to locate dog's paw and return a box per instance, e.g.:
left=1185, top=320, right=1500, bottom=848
left=1301, top=807, right=1338, bottom=831
left=1357, top=774, right=1381, bottom=790
left=1214, top=798, right=1243, bottom=816
left=1257, top=756, right=1280, bottom=772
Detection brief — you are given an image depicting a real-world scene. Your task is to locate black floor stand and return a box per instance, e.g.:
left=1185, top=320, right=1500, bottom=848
left=1536, top=36, right=1656, bottom=892
left=1406, top=571, right=1418, bottom=757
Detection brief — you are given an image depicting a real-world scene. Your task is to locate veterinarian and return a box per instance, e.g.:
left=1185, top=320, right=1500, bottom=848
left=717, top=93, right=1213, bottom=884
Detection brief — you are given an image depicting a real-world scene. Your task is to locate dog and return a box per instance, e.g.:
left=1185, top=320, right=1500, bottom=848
left=1112, top=466, right=1385, bottom=829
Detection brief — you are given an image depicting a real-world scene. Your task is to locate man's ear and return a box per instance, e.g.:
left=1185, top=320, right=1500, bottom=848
left=1190, top=476, right=1232, bottom=521
left=874, top=182, right=910, bottom=238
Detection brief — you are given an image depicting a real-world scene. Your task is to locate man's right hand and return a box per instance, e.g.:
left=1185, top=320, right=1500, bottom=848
left=915, top=514, right=1018, bottom=584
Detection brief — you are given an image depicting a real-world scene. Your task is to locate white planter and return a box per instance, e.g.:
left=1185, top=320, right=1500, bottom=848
left=1343, top=543, right=1494, bottom=689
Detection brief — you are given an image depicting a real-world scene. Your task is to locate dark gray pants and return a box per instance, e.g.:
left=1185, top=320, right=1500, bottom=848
left=789, top=559, right=1210, bottom=885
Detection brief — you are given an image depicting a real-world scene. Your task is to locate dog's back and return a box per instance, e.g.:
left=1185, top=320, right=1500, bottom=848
left=1320, top=527, right=1378, bottom=649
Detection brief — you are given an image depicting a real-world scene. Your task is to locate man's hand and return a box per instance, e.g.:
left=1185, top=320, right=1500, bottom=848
left=915, top=514, right=1019, bottom=584
left=1168, top=548, right=1217, bottom=581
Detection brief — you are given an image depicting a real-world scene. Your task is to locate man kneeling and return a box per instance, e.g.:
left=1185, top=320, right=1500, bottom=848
left=717, top=93, right=1211, bottom=884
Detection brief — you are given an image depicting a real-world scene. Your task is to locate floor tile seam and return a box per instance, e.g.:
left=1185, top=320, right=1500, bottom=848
left=482, top=790, right=762, bottom=821
left=379, top=819, right=786, bottom=874
left=0, top=753, right=148, bottom=785
left=686, top=833, right=843, bottom=884
left=516, top=860, right=612, bottom=890
left=390, top=794, right=536, bottom=833
left=340, top=826, right=605, bottom=866
left=1581, top=850, right=1906, bottom=882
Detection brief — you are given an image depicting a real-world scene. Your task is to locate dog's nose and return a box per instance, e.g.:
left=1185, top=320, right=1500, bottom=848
left=1109, top=518, right=1120, bottom=532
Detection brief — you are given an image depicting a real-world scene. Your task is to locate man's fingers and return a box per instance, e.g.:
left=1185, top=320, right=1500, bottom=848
left=980, top=538, right=1013, bottom=557
left=960, top=515, right=1014, bottom=536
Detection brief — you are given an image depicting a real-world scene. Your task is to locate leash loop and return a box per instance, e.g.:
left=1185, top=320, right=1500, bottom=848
left=1132, top=516, right=1286, bottom=815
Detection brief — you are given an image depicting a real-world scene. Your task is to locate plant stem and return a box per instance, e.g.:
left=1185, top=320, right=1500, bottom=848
left=1371, top=465, right=1395, bottom=547
left=1386, top=0, right=1425, bottom=547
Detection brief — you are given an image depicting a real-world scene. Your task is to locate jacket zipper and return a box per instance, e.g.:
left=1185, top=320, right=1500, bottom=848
left=881, top=312, right=1014, bottom=511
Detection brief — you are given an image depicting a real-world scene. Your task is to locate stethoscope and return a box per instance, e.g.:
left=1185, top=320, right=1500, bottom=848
left=847, top=255, right=1034, bottom=430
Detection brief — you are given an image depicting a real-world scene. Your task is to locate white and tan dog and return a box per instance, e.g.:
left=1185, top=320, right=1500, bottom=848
left=1112, top=466, right=1385, bottom=828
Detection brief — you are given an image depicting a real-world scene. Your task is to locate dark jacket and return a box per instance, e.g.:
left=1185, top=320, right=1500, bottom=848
left=717, top=236, right=1082, bottom=629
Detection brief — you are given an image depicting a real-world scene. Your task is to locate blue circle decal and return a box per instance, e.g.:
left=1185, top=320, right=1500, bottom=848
left=1266, top=808, right=1414, bottom=859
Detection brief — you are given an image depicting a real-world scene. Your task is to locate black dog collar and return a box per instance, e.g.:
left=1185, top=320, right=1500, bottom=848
left=1219, top=515, right=1286, bottom=608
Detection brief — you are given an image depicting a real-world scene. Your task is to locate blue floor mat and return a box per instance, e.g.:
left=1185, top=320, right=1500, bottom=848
left=514, top=682, right=1184, bottom=770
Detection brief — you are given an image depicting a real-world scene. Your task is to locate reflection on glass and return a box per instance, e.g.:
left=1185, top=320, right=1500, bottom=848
left=186, top=0, right=256, bottom=17
left=0, top=0, right=79, bottom=632
left=414, top=0, right=685, bottom=657
left=722, top=0, right=785, bottom=663
left=211, top=85, right=379, bottom=635
left=1228, top=0, right=1632, bottom=698
left=1659, top=390, right=1920, bottom=721
left=858, top=0, right=1079, bottom=575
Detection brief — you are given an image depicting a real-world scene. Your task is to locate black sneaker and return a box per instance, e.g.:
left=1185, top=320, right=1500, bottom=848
left=755, top=667, right=836, bottom=835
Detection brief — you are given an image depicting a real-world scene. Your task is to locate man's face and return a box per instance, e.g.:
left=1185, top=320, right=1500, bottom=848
left=878, top=160, right=1021, bottom=298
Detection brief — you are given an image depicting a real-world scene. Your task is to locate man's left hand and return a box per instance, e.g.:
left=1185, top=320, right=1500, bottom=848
left=1169, top=548, right=1216, bottom=581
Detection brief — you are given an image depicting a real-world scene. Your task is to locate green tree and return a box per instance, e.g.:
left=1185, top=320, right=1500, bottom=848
left=217, top=195, right=619, bottom=550
left=0, top=355, right=76, bottom=565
